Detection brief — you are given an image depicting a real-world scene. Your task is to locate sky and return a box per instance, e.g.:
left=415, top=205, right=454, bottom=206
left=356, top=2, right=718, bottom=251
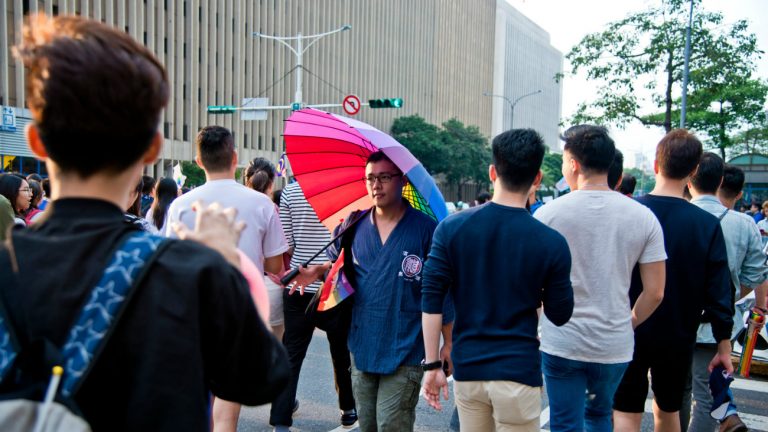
left=507, top=0, right=768, bottom=170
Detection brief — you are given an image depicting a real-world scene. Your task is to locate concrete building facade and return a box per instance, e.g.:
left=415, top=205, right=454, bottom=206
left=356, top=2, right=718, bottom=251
left=1, top=0, right=561, bottom=179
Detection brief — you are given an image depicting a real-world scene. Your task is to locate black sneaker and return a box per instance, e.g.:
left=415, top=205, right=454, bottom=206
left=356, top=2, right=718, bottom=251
left=341, top=409, right=358, bottom=428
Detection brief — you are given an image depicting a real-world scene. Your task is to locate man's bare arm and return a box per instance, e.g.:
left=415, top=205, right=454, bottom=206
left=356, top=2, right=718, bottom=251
left=632, top=261, right=665, bottom=329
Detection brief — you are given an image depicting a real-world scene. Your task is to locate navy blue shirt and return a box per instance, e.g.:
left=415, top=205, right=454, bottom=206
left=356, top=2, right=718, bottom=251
left=422, top=203, right=573, bottom=387
left=631, top=195, right=733, bottom=349
left=328, top=205, right=454, bottom=374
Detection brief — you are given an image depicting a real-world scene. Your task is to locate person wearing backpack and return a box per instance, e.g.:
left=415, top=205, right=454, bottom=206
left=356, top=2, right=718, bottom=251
left=0, top=14, right=289, bottom=431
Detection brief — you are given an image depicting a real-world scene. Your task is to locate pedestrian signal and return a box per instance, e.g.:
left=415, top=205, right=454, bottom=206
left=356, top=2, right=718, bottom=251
left=368, top=98, right=403, bottom=109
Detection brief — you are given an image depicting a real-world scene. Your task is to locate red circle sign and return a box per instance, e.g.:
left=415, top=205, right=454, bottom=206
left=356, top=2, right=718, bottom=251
left=343, top=94, right=361, bottom=115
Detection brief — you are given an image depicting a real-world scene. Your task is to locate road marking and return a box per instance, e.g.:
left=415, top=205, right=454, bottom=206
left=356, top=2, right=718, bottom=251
left=732, top=376, right=768, bottom=393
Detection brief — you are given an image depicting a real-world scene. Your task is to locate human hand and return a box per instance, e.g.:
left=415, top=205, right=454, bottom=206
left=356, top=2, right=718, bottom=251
left=286, top=263, right=328, bottom=295
left=172, top=201, right=245, bottom=268
left=422, top=369, right=449, bottom=411
left=709, top=341, right=734, bottom=374
left=439, top=344, right=453, bottom=377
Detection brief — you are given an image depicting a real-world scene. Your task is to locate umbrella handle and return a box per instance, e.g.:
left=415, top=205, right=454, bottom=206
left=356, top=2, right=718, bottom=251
left=280, top=267, right=302, bottom=286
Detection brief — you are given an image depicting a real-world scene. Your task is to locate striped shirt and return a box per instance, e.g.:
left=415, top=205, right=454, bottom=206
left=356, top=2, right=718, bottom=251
left=279, top=181, right=331, bottom=293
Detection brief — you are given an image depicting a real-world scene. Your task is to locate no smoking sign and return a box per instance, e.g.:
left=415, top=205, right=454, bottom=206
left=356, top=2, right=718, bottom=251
left=342, top=94, right=361, bottom=115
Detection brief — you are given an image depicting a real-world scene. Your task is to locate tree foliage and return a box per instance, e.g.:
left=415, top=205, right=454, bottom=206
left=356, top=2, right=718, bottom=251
left=566, top=0, right=764, bottom=142
left=623, top=167, right=656, bottom=195
left=391, top=115, right=491, bottom=199
left=180, top=161, right=205, bottom=188
left=540, top=151, right=563, bottom=190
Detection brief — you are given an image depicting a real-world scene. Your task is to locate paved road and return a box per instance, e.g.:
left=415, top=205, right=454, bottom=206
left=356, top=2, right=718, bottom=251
left=239, top=329, right=768, bottom=432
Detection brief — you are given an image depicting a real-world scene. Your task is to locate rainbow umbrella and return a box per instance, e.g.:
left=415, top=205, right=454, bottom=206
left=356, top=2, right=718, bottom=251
left=284, top=108, right=448, bottom=231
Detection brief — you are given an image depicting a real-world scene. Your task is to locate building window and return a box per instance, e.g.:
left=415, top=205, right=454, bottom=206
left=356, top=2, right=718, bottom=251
left=258, top=135, right=263, bottom=150
left=271, top=137, right=276, bottom=152
left=183, top=125, right=189, bottom=141
left=198, top=87, right=202, bottom=103
left=244, top=133, right=249, bottom=149
left=163, top=122, right=170, bottom=138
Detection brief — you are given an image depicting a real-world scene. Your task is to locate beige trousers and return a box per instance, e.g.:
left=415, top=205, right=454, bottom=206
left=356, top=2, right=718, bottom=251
left=454, top=380, right=541, bottom=432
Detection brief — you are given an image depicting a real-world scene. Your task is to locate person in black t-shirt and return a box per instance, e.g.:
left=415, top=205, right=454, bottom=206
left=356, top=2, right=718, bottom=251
left=613, top=130, right=733, bottom=431
left=2, top=15, right=288, bottom=431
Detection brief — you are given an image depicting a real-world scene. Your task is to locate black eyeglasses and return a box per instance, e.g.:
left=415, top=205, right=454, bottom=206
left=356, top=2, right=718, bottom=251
left=365, top=173, right=402, bottom=185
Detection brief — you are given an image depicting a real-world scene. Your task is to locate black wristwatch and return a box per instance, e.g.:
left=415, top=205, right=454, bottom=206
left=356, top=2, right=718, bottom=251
left=421, top=359, right=442, bottom=371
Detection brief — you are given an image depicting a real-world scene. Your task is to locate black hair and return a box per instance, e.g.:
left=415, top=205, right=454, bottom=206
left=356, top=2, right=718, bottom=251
left=365, top=151, right=402, bottom=175
left=492, top=129, right=545, bottom=193
left=27, top=180, right=43, bottom=210
left=608, top=149, right=624, bottom=190
left=127, top=177, right=144, bottom=216
left=561, top=125, right=616, bottom=174
left=476, top=191, right=491, bottom=204
left=197, top=126, right=235, bottom=172
left=0, top=173, right=26, bottom=215
left=26, top=173, right=43, bottom=182
left=690, top=152, right=724, bottom=195
left=245, top=157, right=276, bottom=194
left=141, top=175, right=155, bottom=195
left=149, top=177, right=178, bottom=229
left=618, top=175, right=637, bottom=196
left=719, top=164, right=745, bottom=200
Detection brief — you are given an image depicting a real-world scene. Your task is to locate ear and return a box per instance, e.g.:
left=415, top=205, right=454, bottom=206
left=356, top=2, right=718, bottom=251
left=195, top=156, right=204, bottom=170
left=26, top=124, right=48, bottom=159
left=142, top=131, right=163, bottom=164
left=488, top=164, right=496, bottom=183
left=736, top=191, right=743, bottom=201
left=532, top=170, right=543, bottom=187
left=231, top=151, right=239, bottom=169
left=614, top=174, right=623, bottom=190
left=653, top=160, right=659, bottom=174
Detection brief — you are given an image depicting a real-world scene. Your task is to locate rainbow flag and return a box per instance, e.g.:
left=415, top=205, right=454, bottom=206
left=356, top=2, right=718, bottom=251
left=317, top=249, right=355, bottom=312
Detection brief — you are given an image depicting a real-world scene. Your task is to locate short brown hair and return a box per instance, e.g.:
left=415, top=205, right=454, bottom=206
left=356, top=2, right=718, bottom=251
left=196, top=126, right=235, bottom=172
left=655, top=129, right=703, bottom=180
left=16, top=15, right=168, bottom=178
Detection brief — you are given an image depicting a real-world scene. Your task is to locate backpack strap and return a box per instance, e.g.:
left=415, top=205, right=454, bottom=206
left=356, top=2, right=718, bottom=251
left=59, top=231, right=166, bottom=397
left=718, top=208, right=729, bottom=221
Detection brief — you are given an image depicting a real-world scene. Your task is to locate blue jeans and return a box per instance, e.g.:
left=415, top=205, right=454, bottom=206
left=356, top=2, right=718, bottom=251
left=542, top=352, right=629, bottom=432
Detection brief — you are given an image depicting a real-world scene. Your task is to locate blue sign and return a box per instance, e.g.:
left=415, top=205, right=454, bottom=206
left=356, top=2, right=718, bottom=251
left=1, top=107, right=16, bottom=132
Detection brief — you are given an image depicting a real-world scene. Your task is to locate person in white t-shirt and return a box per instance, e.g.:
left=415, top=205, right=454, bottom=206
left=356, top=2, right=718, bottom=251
left=534, top=125, right=667, bottom=432
left=165, top=125, right=289, bottom=432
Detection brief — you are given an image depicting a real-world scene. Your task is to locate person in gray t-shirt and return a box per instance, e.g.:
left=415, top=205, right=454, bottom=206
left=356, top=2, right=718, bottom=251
left=534, top=125, right=666, bottom=432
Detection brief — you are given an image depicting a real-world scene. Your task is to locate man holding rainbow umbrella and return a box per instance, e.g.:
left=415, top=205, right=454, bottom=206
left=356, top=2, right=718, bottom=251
left=281, top=108, right=453, bottom=432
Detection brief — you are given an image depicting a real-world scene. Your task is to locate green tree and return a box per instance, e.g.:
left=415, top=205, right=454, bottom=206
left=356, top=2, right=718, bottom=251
left=566, top=0, right=763, bottom=135
left=439, top=119, right=491, bottom=200
left=686, top=78, right=768, bottom=158
left=391, top=115, right=445, bottom=175
left=729, top=117, right=768, bottom=156
left=540, top=151, right=563, bottom=190
left=181, top=161, right=205, bottom=188
left=623, top=167, right=656, bottom=195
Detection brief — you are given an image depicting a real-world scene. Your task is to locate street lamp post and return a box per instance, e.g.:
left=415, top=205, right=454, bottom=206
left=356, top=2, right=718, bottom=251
left=483, top=89, right=542, bottom=128
left=254, top=25, right=351, bottom=107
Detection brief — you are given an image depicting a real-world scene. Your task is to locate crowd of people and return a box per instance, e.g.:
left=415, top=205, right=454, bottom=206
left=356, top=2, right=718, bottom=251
left=1, top=13, right=767, bottom=432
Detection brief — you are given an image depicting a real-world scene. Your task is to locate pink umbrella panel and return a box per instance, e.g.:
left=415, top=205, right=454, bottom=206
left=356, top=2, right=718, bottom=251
left=284, top=108, right=448, bottom=231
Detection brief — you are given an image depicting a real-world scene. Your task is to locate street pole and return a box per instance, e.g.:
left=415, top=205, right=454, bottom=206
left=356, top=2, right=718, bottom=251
left=680, top=0, right=694, bottom=129
left=510, top=89, right=543, bottom=128
left=483, top=89, right=542, bottom=129
left=254, top=25, right=351, bottom=107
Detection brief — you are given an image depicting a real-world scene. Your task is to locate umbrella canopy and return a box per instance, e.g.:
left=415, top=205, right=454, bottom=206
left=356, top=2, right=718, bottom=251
left=284, top=108, right=448, bottom=231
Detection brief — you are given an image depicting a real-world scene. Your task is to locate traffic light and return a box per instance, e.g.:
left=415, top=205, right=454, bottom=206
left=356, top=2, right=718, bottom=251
left=207, top=105, right=237, bottom=114
left=368, top=98, right=403, bottom=109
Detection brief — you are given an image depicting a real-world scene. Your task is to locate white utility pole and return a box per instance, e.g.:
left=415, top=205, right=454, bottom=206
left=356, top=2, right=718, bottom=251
left=253, top=25, right=351, bottom=107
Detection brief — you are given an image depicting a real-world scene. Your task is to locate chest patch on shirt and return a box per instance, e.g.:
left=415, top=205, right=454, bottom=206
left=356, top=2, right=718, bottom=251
left=400, top=252, right=423, bottom=280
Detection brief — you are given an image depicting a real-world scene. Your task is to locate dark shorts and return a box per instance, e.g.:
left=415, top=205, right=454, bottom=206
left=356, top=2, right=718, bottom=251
left=613, top=345, right=694, bottom=413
